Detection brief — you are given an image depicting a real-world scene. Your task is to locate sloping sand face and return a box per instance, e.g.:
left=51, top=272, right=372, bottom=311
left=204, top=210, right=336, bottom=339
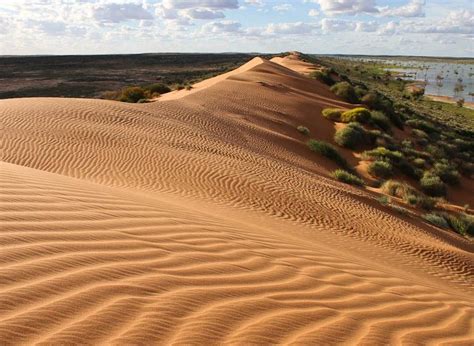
left=1, top=56, right=473, bottom=344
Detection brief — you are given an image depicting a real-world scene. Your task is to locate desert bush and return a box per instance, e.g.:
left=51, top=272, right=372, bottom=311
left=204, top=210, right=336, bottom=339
left=370, top=111, right=391, bottom=132
left=381, top=180, right=435, bottom=210
left=322, top=108, right=344, bottom=121
left=377, top=195, right=390, bottom=205
left=412, top=158, right=426, bottom=168
left=405, top=119, right=437, bottom=134
left=423, top=213, right=449, bottom=229
left=412, top=129, right=429, bottom=139
left=332, top=169, right=364, bottom=186
left=297, top=125, right=310, bottom=135
left=310, top=69, right=335, bottom=85
left=420, top=172, right=446, bottom=197
left=341, top=107, right=371, bottom=123
left=307, top=140, right=348, bottom=168
left=330, top=82, right=359, bottom=103
left=334, top=123, right=365, bottom=148
left=445, top=213, right=474, bottom=236
left=144, top=83, right=171, bottom=94
left=397, top=160, right=421, bottom=179
left=432, top=162, right=460, bottom=185
left=120, top=86, right=148, bottom=103
left=362, top=147, right=403, bottom=162
left=367, top=160, right=393, bottom=179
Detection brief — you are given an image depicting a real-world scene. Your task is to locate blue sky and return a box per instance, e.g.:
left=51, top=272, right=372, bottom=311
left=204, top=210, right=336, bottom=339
left=0, top=0, right=472, bottom=56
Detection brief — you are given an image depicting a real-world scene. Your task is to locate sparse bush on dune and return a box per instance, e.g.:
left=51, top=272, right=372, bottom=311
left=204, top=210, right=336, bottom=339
left=445, top=213, right=474, bottom=236
left=144, top=83, right=171, bottom=94
left=307, top=139, right=349, bottom=169
left=370, top=111, right=391, bottom=132
left=332, top=169, right=364, bottom=186
left=423, top=213, right=449, bottom=229
left=340, top=107, right=371, bottom=123
left=334, top=123, right=365, bottom=149
left=367, top=160, right=393, bottom=179
left=120, top=86, right=148, bottom=103
left=322, top=108, right=344, bottom=121
left=412, top=158, right=426, bottom=168
left=310, top=69, right=335, bottom=85
left=381, top=180, right=435, bottom=210
left=432, top=162, right=460, bottom=185
left=420, top=172, right=446, bottom=197
left=362, top=147, right=403, bottom=163
left=405, top=119, right=437, bottom=134
left=330, top=82, right=359, bottom=103
left=297, top=125, right=310, bottom=135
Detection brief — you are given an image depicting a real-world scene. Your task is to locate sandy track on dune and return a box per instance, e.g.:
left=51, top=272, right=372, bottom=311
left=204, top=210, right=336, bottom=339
left=1, top=56, right=473, bottom=344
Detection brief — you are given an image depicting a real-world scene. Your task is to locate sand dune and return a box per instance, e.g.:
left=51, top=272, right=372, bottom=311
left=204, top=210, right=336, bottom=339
left=1, top=55, right=473, bottom=344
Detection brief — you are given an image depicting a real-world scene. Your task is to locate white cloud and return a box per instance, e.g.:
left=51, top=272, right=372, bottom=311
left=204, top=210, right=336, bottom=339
left=273, top=4, right=292, bottom=12
left=201, top=20, right=241, bottom=33
left=162, top=0, right=239, bottom=10
left=308, top=9, right=319, bottom=17
left=93, top=3, right=153, bottom=23
left=321, top=18, right=355, bottom=32
left=266, top=22, right=315, bottom=34
left=315, top=0, right=378, bottom=16
left=379, top=0, right=425, bottom=18
left=185, top=8, right=225, bottom=19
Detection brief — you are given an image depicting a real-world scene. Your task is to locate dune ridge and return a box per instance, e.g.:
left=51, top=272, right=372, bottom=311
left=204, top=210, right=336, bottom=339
left=1, top=54, right=473, bottom=344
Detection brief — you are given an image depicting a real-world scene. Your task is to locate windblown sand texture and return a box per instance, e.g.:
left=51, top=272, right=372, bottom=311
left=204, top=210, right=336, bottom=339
left=1, top=54, right=473, bottom=345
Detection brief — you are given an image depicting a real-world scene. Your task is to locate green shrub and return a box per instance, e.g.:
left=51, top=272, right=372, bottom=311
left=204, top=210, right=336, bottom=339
left=381, top=180, right=435, bottom=210
left=370, top=111, right=391, bottom=132
left=332, top=169, right=364, bottom=186
left=412, top=158, right=426, bottom=168
left=310, top=69, right=335, bottom=85
left=341, top=107, right=371, bottom=123
left=367, top=160, right=393, bottom=179
left=297, top=125, right=310, bottom=135
left=420, top=172, right=446, bottom=197
left=120, top=86, right=148, bottom=103
left=378, top=195, right=390, bottom=205
left=405, top=119, right=437, bottom=134
left=362, top=147, right=403, bottom=162
left=423, top=213, right=449, bottom=229
left=322, top=108, right=344, bottom=121
left=334, top=123, right=365, bottom=149
left=307, top=140, right=348, bottom=169
left=432, top=162, right=460, bottom=185
left=412, top=129, right=429, bottom=139
left=330, top=82, right=358, bottom=103
left=445, top=213, right=474, bottom=236
left=144, top=83, right=171, bottom=94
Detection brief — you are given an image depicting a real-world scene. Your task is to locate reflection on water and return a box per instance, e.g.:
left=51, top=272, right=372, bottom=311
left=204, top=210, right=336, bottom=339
left=342, top=57, right=474, bottom=102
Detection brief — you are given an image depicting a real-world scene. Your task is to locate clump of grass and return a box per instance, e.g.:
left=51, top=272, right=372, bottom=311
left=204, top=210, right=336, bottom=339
left=367, top=160, right=393, bottom=179
left=412, top=158, right=426, bottom=168
left=297, top=125, right=310, bottom=135
left=445, top=213, right=474, bottom=237
left=307, top=139, right=348, bottom=169
left=420, top=172, right=446, bottom=197
left=432, top=162, right=460, bottom=185
left=370, top=111, right=391, bottom=132
left=322, top=108, right=344, bottom=121
left=332, top=169, right=364, bottom=186
left=330, top=81, right=358, bottom=103
left=362, top=147, right=403, bottom=162
left=405, top=119, right=437, bottom=134
left=119, top=86, right=148, bottom=103
left=334, top=123, right=365, bottom=149
left=377, top=195, right=390, bottom=205
left=341, top=107, right=371, bottom=123
left=390, top=204, right=411, bottom=216
left=423, top=213, right=449, bottom=229
left=144, top=83, right=171, bottom=94
left=310, top=69, right=335, bottom=85
left=381, top=180, right=435, bottom=210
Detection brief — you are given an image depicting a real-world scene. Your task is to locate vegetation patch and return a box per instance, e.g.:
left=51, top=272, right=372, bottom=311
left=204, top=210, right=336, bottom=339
left=423, top=213, right=449, bottom=229
left=420, top=172, right=446, bottom=197
left=322, top=108, right=344, bottom=121
left=332, top=169, right=364, bottom=186
left=334, top=123, right=365, bottom=149
left=370, top=111, right=391, bottom=132
left=330, top=82, right=359, bottom=103
left=367, top=160, right=393, bottom=179
left=297, top=125, right=310, bottom=135
left=341, top=107, right=371, bottom=123
left=307, top=140, right=349, bottom=169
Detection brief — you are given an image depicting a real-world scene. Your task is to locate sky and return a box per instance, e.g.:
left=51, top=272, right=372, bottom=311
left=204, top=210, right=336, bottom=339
left=0, top=0, right=473, bottom=56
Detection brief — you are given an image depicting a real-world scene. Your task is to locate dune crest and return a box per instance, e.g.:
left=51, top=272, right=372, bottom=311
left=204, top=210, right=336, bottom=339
left=1, top=54, right=473, bottom=344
